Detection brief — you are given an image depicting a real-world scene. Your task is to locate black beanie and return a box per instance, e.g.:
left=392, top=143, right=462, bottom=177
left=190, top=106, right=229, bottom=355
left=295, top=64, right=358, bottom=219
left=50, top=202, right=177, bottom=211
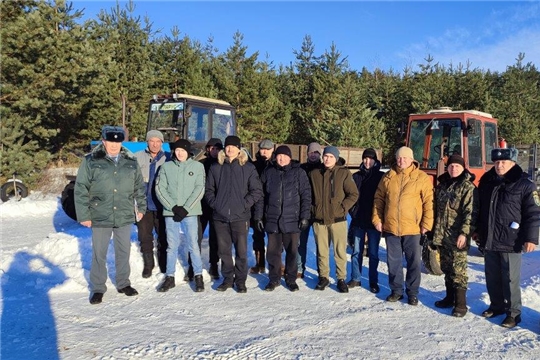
left=362, top=148, right=377, bottom=161
left=447, top=154, right=465, bottom=167
left=224, top=135, right=242, bottom=149
left=206, top=138, right=223, bottom=149
left=170, top=139, right=192, bottom=156
left=274, top=145, right=292, bottom=158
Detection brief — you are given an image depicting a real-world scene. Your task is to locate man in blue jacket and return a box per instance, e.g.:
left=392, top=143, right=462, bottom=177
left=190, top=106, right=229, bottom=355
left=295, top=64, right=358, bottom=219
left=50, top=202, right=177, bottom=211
left=75, top=126, right=146, bottom=305
left=205, top=136, right=263, bottom=293
left=474, top=148, right=540, bottom=328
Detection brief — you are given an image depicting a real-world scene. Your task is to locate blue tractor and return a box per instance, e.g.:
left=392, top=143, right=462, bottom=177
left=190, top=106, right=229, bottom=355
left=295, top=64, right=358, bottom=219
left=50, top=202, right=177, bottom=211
left=62, top=94, right=237, bottom=220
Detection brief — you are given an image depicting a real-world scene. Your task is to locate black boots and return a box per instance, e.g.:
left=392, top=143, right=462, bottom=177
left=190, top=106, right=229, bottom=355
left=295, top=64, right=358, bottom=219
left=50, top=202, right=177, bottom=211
left=435, top=282, right=455, bottom=308
left=249, top=250, right=265, bottom=274
left=337, top=279, right=349, bottom=293
left=435, top=282, right=467, bottom=317
left=315, top=277, right=330, bottom=290
left=452, top=288, right=467, bottom=317
left=90, top=292, right=103, bottom=304
left=158, top=276, right=175, bottom=292
left=194, top=275, right=204, bottom=292
left=142, top=252, right=155, bottom=278
left=117, top=286, right=138, bottom=296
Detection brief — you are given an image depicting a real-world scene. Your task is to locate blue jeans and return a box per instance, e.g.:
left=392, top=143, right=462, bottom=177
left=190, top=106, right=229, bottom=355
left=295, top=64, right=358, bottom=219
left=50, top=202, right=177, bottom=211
left=385, top=234, right=422, bottom=297
left=165, top=216, right=202, bottom=277
left=350, top=227, right=381, bottom=284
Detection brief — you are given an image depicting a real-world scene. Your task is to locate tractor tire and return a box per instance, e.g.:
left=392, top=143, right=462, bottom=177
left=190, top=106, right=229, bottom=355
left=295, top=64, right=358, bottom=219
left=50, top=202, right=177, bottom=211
left=422, top=240, right=444, bottom=276
left=1, top=181, right=28, bottom=202
left=61, top=180, right=78, bottom=221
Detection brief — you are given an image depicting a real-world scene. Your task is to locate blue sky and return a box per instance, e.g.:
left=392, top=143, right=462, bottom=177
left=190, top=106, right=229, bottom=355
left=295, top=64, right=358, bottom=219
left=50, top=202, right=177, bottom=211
left=72, top=1, right=540, bottom=73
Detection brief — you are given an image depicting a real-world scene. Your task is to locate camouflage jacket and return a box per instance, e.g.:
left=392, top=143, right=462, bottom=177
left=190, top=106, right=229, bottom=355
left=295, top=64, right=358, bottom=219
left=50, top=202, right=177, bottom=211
left=432, top=170, right=478, bottom=248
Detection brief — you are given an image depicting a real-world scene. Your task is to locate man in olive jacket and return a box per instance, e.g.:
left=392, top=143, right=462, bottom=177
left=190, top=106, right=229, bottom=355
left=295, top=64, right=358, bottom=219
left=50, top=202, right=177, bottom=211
left=310, top=146, right=359, bottom=293
left=373, top=146, right=434, bottom=306
left=75, top=126, right=146, bottom=305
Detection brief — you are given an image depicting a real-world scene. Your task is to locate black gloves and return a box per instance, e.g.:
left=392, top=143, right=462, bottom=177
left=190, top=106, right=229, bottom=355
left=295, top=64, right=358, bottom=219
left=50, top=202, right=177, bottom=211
left=172, top=205, right=188, bottom=222
left=299, top=219, right=309, bottom=231
left=255, top=219, right=265, bottom=232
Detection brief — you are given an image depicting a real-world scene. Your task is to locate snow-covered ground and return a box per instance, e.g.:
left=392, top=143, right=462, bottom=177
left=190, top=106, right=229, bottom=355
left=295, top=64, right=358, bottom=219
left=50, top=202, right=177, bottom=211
left=1, top=195, right=539, bottom=360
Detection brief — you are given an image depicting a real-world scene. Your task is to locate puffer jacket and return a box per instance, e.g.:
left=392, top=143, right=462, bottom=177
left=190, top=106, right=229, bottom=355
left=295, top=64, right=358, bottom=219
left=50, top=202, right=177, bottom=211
left=432, top=170, right=478, bottom=248
left=349, top=161, right=384, bottom=229
left=205, top=149, right=263, bottom=223
left=155, top=157, right=205, bottom=217
left=254, top=161, right=312, bottom=233
left=309, top=164, right=359, bottom=225
left=372, top=161, right=434, bottom=236
left=74, top=144, right=146, bottom=227
left=477, top=164, right=540, bottom=252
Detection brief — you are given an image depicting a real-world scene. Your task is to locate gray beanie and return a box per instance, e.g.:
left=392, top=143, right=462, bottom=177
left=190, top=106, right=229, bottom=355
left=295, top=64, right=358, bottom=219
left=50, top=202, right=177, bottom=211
left=323, top=146, right=340, bottom=160
left=146, top=130, right=164, bottom=142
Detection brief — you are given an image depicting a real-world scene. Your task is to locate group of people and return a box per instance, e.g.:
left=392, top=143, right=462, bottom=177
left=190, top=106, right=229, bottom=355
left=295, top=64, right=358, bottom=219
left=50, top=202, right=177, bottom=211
left=74, top=126, right=539, bottom=329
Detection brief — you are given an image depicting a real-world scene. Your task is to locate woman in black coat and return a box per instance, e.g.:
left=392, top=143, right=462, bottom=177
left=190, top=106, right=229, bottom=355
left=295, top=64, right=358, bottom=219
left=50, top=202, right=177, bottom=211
left=254, top=145, right=312, bottom=291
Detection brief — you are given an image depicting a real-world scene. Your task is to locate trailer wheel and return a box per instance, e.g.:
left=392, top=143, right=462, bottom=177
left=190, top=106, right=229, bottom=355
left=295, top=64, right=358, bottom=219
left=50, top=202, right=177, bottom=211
left=1, top=181, right=28, bottom=202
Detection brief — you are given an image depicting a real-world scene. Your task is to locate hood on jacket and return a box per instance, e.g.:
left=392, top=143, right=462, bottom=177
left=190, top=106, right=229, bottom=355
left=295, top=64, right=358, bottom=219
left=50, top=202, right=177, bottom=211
left=359, top=160, right=382, bottom=173
left=217, top=147, right=249, bottom=165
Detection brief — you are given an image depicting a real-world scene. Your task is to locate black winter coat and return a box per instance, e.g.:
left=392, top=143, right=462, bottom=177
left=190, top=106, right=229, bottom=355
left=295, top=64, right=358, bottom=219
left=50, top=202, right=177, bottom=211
left=205, top=150, right=263, bottom=223
left=254, top=162, right=312, bottom=233
left=477, top=164, right=540, bottom=252
left=349, top=161, right=384, bottom=229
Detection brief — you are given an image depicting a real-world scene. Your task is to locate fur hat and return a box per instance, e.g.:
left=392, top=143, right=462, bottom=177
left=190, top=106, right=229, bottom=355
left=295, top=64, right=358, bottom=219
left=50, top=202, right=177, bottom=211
left=395, top=146, right=414, bottom=159
left=224, top=135, right=242, bottom=149
left=362, top=148, right=378, bottom=161
left=323, top=146, right=340, bottom=160
left=491, top=148, right=518, bottom=162
left=274, top=145, right=292, bottom=158
left=206, top=138, right=223, bottom=149
left=307, top=142, right=322, bottom=154
left=146, top=130, right=164, bottom=142
left=447, top=154, right=465, bottom=168
left=170, top=139, right=192, bottom=155
left=258, top=139, right=274, bottom=150
left=102, top=126, right=125, bottom=142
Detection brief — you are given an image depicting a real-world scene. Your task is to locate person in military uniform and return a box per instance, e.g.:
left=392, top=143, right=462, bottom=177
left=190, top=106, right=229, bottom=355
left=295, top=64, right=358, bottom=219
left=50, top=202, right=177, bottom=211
left=75, top=126, right=146, bottom=305
left=473, top=147, right=540, bottom=328
left=432, top=154, right=478, bottom=317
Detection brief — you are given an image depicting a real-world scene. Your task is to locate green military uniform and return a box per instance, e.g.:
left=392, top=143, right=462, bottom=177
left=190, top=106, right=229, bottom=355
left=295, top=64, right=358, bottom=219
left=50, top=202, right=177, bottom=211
left=433, top=170, right=478, bottom=290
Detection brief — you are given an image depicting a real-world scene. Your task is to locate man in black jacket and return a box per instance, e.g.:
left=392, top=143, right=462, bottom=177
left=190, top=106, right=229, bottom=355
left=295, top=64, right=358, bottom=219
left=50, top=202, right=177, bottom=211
left=249, top=139, right=275, bottom=274
left=254, top=145, right=312, bottom=292
left=205, top=136, right=263, bottom=293
left=199, top=138, right=223, bottom=279
left=474, top=148, right=540, bottom=328
left=348, top=148, right=384, bottom=294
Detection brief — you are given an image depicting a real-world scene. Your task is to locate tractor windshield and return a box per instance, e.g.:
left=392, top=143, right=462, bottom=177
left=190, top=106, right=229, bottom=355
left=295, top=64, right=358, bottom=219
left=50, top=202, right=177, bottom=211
left=147, top=102, right=184, bottom=132
left=409, top=118, right=462, bottom=169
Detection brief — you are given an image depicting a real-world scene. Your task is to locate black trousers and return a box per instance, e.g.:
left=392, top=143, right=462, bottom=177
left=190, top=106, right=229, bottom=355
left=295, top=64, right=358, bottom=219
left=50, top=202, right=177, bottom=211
left=214, top=220, right=249, bottom=285
left=267, top=232, right=299, bottom=283
left=136, top=210, right=167, bottom=273
left=251, top=221, right=266, bottom=252
left=199, top=213, right=219, bottom=265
